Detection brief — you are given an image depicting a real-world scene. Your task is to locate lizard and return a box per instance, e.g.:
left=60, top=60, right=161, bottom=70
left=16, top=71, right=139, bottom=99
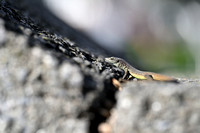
left=105, top=57, right=178, bottom=82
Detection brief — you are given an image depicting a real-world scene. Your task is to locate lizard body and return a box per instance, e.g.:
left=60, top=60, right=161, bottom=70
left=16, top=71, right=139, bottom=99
left=105, top=57, right=178, bottom=82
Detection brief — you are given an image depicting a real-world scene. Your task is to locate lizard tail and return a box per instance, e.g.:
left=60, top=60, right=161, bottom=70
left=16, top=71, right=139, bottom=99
left=146, top=72, right=178, bottom=82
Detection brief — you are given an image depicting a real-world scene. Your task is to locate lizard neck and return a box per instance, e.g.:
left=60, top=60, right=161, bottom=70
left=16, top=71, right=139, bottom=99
left=117, top=59, right=130, bottom=71
left=119, top=59, right=140, bottom=73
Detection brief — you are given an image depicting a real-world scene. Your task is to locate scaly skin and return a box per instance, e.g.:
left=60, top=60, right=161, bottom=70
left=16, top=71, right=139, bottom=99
left=105, top=57, right=178, bottom=82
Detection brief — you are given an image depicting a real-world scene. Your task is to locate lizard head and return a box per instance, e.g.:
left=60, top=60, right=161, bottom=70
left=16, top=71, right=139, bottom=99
left=105, top=57, right=123, bottom=68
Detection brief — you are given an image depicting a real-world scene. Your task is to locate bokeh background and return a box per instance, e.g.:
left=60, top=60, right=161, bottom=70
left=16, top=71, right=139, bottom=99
left=44, top=0, right=200, bottom=77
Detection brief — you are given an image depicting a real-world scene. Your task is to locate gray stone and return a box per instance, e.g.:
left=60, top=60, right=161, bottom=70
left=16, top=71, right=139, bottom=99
left=0, top=32, right=88, bottom=133
left=109, top=81, right=200, bottom=133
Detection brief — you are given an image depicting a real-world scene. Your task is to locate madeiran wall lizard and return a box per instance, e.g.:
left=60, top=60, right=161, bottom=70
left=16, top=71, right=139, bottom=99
left=105, top=57, right=178, bottom=82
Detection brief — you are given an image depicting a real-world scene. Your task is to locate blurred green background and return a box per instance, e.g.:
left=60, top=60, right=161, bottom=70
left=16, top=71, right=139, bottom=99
left=43, top=0, right=200, bottom=77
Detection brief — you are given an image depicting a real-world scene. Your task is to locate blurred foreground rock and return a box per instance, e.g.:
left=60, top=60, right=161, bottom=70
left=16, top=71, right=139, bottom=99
left=0, top=32, right=86, bottom=133
left=108, top=81, right=200, bottom=133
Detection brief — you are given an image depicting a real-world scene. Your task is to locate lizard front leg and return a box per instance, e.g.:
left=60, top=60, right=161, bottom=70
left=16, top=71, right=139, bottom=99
left=122, top=69, right=128, bottom=79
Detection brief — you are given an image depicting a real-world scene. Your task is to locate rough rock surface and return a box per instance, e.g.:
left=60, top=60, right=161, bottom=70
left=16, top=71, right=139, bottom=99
left=0, top=1, right=117, bottom=133
left=0, top=32, right=87, bottom=133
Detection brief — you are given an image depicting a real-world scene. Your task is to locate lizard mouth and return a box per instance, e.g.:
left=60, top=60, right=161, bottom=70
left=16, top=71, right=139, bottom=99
left=105, top=58, right=112, bottom=63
